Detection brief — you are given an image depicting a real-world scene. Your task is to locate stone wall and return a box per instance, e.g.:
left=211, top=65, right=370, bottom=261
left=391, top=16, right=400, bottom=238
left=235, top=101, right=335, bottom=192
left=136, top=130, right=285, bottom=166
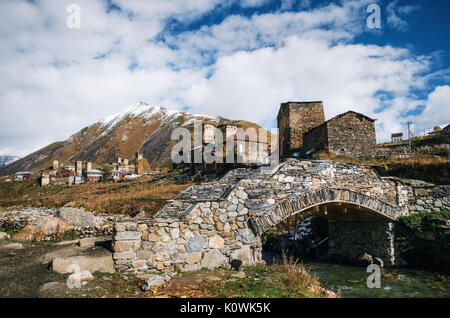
left=327, top=112, right=376, bottom=157
left=301, top=122, right=328, bottom=155
left=277, top=102, right=325, bottom=158
left=328, top=221, right=395, bottom=266
left=112, top=186, right=262, bottom=274
left=301, top=112, right=377, bottom=158
left=0, top=208, right=118, bottom=239
left=402, top=180, right=450, bottom=213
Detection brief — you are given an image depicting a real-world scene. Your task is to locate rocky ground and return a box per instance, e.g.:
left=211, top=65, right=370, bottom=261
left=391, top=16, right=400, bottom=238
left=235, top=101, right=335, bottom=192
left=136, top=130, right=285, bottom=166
left=0, top=207, right=338, bottom=298
left=0, top=238, right=335, bottom=298
left=0, top=238, right=115, bottom=297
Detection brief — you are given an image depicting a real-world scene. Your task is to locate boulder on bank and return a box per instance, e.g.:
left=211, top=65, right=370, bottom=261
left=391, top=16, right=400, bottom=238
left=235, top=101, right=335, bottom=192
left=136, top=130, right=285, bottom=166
left=12, top=217, right=72, bottom=242
left=56, top=207, right=100, bottom=228
left=0, top=232, right=10, bottom=241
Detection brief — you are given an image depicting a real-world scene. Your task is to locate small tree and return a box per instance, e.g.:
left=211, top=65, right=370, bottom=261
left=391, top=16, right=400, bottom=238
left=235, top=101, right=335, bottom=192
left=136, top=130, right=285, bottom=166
left=102, top=165, right=113, bottom=181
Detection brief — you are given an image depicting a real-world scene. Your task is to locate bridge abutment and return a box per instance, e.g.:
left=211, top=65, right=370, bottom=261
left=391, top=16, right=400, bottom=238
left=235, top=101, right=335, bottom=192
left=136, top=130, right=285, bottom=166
left=328, top=221, right=395, bottom=266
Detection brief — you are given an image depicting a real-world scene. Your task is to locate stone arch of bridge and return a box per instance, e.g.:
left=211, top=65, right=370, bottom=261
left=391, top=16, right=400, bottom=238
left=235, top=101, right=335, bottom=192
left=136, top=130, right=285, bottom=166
left=244, top=188, right=399, bottom=267
left=247, top=188, right=398, bottom=236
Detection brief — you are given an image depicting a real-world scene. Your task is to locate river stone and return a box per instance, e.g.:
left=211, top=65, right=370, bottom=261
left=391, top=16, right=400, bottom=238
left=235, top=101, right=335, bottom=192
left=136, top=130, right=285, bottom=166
left=185, top=235, right=205, bottom=253
left=201, top=250, right=226, bottom=269
left=359, top=253, right=373, bottom=265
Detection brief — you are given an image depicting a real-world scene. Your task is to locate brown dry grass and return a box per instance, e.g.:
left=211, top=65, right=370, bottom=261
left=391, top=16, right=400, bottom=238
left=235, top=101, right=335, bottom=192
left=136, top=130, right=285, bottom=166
left=276, top=249, right=319, bottom=291
left=313, top=151, right=450, bottom=166
left=0, top=176, right=192, bottom=215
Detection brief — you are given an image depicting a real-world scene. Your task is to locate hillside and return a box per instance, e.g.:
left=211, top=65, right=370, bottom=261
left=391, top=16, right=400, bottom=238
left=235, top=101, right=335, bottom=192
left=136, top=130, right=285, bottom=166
left=0, top=102, right=274, bottom=176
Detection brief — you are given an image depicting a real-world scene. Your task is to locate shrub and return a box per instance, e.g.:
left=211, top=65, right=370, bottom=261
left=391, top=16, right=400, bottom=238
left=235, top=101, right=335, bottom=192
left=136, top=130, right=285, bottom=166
left=395, top=210, right=450, bottom=271
left=277, top=249, right=318, bottom=291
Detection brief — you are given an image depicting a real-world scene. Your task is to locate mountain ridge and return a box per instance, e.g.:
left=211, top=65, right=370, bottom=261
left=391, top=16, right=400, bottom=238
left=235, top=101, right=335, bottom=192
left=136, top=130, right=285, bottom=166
left=0, top=102, right=273, bottom=176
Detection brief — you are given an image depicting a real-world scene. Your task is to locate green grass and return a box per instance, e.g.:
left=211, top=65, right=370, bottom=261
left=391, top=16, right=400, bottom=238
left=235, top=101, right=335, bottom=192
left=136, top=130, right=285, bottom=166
left=208, top=263, right=321, bottom=298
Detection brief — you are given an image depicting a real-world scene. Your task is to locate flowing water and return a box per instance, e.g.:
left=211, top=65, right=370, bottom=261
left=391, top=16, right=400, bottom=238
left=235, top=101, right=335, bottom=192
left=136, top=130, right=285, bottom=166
left=305, top=261, right=450, bottom=298
left=262, top=252, right=449, bottom=297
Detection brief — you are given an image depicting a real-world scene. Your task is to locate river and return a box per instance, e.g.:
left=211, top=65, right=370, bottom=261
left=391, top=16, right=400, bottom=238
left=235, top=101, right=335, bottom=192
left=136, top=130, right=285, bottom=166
left=262, top=251, right=449, bottom=298
left=305, top=260, right=450, bottom=298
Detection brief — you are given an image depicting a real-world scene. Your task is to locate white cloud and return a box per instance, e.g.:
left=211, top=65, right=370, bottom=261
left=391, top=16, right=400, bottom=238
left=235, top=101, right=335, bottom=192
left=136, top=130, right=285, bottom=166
left=240, top=0, right=270, bottom=8
left=386, top=1, right=420, bottom=31
left=0, top=0, right=447, bottom=157
left=420, top=85, right=450, bottom=128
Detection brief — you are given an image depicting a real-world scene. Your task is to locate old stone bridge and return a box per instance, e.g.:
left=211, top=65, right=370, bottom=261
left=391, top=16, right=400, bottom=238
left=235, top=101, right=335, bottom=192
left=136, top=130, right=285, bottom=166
left=112, top=159, right=449, bottom=273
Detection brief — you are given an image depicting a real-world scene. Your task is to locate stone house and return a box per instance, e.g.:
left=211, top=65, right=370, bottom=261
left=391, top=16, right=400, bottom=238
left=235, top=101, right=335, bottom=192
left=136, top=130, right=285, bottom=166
left=115, top=157, right=134, bottom=173
left=85, top=169, right=103, bottom=182
left=64, top=165, right=76, bottom=172
left=277, top=101, right=325, bottom=158
left=190, top=122, right=269, bottom=172
left=278, top=101, right=377, bottom=158
left=41, top=171, right=80, bottom=187
left=223, top=131, right=270, bottom=165
left=111, top=169, right=127, bottom=181
left=302, top=111, right=376, bottom=158
left=391, top=133, right=403, bottom=142
left=14, top=171, right=32, bottom=181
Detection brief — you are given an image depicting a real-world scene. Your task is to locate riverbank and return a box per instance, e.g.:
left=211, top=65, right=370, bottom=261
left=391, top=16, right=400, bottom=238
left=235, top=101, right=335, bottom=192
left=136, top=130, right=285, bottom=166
left=0, top=240, right=336, bottom=298
left=1, top=237, right=448, bottom=298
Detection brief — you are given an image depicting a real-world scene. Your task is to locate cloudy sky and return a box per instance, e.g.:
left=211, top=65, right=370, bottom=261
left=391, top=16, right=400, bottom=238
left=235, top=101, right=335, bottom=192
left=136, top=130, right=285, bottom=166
left=1, top=0, right=449, bottom=157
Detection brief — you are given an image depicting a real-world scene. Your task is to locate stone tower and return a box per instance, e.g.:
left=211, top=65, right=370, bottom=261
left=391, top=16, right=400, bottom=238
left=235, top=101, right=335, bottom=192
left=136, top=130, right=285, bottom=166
left=277, top=101, right=325, bottom=158
left=203, top=124, right=215, bottom=144
left=76, top=160, right=83, bottom=176
left=86, top=162, right=92, bottom=171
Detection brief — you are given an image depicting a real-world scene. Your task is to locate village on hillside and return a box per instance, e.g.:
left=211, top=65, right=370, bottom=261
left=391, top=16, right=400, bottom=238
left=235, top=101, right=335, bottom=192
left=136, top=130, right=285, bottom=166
left=7, top=101, right=450, bottom=187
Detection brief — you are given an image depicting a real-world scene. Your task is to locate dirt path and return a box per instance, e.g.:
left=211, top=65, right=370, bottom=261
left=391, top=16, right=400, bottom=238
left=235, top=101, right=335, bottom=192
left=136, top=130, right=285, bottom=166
left=0, top=241, right=65, bottom=297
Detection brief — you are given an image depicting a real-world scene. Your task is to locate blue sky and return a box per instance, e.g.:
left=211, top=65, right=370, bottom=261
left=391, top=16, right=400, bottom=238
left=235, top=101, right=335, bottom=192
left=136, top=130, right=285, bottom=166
left=0, top=0, right=449, bottom=156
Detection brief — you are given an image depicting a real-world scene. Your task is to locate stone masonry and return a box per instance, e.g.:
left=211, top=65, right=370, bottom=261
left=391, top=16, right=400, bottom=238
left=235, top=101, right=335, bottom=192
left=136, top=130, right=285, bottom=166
left=328, top=222, right=395, bottom=266
left=302, top=111, right=377, bottom=158
left=277, top=101, right=325, bottom=158
left=112, top=158, right=449, bottom=273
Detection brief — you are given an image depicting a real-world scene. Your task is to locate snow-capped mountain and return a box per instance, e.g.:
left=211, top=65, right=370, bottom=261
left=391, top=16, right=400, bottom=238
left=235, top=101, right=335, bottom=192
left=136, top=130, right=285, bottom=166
left=0, top=102, right=270, bottom=175
left=0, top=155, right=20, bottom=167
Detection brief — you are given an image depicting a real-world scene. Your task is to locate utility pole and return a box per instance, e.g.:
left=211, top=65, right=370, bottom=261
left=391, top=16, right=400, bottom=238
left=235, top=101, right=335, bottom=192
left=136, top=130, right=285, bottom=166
left=407, top=121, right=413, bottom=153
